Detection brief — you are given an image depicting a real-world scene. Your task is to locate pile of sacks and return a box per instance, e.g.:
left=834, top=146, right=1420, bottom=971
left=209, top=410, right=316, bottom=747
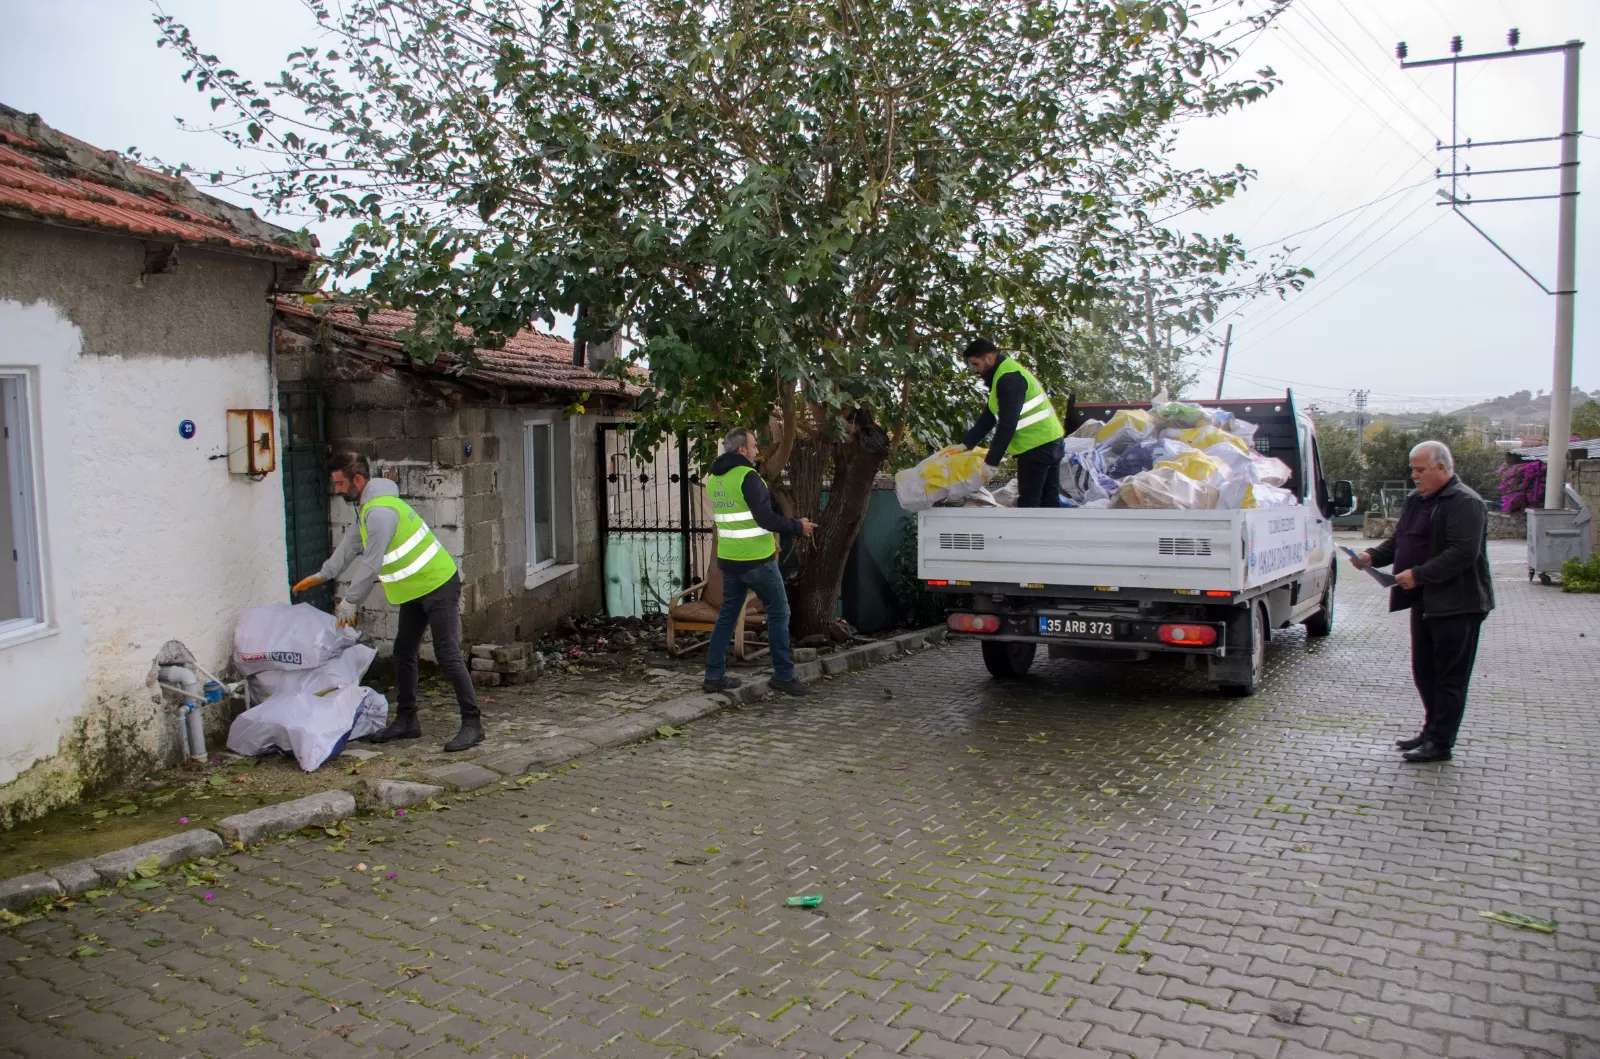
left=226, top=603, right=389, bottom=771
left=1070, top=395, right=1297, bottom=511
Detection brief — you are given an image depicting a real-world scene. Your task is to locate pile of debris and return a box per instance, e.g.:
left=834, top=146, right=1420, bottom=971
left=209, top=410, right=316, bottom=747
left=469, top=643, right=536, bottom=686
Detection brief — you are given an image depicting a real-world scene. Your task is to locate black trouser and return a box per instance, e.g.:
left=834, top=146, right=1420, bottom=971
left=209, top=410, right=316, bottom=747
left=393, top=574, right=480, bottom=721
left=1014, top=439, right=1065, bottom=508
left=1409, top=606, right=1485, bottom=748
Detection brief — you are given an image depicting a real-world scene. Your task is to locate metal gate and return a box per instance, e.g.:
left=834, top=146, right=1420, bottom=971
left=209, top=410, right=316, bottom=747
left=597, top=424, right=713, bottom=617
left=280, top=388, right=334, bottom=613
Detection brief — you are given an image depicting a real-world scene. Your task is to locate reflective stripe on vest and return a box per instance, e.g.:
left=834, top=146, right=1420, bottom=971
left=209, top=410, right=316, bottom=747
left=987, top=358, right=1065, bottom=456
left=359, top=495, right=458, bottom=604
left=706, top=465, right=777, bottom=561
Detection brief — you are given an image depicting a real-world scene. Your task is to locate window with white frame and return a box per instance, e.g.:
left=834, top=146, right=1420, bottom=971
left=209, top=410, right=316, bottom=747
left=524, top=416, right=575, bottom=583
left=0, top=374, right=44, bottom=633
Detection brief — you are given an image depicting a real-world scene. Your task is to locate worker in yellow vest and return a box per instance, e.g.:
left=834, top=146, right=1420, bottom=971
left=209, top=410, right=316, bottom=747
left=703, top=427, right=816, bottom=696
left=291, top=452, right=483, bottom=752
left=959, top=337, right=1066, bottom=507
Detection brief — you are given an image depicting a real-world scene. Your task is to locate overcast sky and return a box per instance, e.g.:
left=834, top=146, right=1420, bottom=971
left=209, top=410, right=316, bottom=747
left=2, top=0, right=1596, bottom=415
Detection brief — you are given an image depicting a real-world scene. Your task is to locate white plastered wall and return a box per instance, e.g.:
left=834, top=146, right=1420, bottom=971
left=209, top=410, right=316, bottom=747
left=0, top=297, right=289, bottom=796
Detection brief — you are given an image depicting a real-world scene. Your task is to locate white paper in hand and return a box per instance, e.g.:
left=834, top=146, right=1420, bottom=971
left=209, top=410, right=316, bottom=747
left=1341, top=546, right=1398, bottom=588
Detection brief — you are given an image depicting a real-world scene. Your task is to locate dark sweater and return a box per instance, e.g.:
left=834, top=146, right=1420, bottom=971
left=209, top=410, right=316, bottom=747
left=707, top=452, right=805, bottom=571
left=960, top=358, right=1028, bottom=466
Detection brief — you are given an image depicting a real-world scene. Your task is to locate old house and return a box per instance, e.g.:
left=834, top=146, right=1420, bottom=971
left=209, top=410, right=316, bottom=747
left=270, top=301, right=653, bottom=651
left=0, top=105, right=315, bottom=824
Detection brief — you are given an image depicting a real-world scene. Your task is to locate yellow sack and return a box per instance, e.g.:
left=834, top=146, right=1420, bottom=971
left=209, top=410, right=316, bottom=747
left=1095, top=409, right=1155, bottom=447
left=1175, top=425, right=1249, bottom=454
left=894, top=446, right=990, bottom=511
left=1155, top=450, right=1229, bottom=487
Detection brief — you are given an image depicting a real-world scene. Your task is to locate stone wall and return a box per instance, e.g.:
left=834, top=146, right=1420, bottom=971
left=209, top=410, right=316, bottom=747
left=274, top=321, right=610, bottom=652
left=1574, top=459, right=1600, bottom=552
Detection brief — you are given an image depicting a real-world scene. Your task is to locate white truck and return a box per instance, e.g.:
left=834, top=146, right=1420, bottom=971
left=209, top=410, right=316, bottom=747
left=918, top=392, right=1356, bottom=695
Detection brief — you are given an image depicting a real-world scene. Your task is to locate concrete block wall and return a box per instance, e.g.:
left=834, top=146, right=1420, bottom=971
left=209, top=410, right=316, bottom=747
left=1574, top=459, right=1600, bottom=552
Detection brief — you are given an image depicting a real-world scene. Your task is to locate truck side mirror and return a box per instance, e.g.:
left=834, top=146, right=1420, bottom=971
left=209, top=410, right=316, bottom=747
left=1332, top=480, right=1356, bottom=516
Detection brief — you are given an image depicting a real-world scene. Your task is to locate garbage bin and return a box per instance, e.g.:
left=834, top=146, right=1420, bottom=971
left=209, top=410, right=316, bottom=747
left=838, top=482, right=907, bottom=634
left=1527, top=485, right=1592, bottom=584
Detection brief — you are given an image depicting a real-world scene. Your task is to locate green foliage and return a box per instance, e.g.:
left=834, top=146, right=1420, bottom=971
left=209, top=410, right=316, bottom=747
left=1561, top=554, right=1600, bottom=593
left=1572, top=400, right=1600, bottom=440
left=1360, top=417, right=1504, bottom=506
left=156, top=0, right=1301, bottom=453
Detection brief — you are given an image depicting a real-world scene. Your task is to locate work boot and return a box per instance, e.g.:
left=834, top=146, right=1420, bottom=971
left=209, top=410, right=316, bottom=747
left=1394, top=733, right=1427, bottom=751
left=443, top=721, right=484, bottom=753
left=367, top=711, right=421, bottom=743
left=770, top=677, right=810, bottom=697
left=703, top=676, right=743, bottom=693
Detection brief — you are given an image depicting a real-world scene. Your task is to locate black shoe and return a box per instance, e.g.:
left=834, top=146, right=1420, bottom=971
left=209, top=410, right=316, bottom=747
left=1395, top=734, right=1427, bottom=751
left=703, top=676, right=743, bottom=693
left=1402, top=740, right=1452, bottom=763
left=770, top=677, right=810, bottom=697
left=367, top=713, right=422, bottom=743
left=443, top=722, right=484, bottom=753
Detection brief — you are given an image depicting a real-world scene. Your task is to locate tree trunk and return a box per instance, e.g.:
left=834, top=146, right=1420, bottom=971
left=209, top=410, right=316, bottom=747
left=787, top=409, right=891, bottom=639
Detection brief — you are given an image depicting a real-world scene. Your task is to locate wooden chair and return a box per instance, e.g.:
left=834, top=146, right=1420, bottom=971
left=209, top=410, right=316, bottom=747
left=666, top=544, right=769, bottom=660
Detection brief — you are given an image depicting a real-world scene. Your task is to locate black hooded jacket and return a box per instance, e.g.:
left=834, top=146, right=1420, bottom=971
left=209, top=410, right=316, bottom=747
left=707, top=452, right=805, bottom=571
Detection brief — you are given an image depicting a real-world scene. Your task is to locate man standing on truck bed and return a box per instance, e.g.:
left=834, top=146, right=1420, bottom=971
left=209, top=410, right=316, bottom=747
left=1351, top=440, right=1493, bottom=763
left=958, top=337, right=1066, bottom=507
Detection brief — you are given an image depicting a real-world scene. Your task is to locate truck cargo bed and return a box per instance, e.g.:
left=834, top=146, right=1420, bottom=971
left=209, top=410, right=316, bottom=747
left=917, top=507, right=1309, bottom=594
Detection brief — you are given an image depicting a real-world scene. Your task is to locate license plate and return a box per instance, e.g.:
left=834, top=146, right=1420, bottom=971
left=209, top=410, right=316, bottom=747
left=1038, top=616, right=1116, bottom=639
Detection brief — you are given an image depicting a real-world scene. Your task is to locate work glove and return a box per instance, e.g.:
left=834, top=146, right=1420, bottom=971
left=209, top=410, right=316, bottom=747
left=291, top=574, right=325, bottom=595
left=980, top=462, right=999, bottom=485
left=335, top=598, right=360, bottom=628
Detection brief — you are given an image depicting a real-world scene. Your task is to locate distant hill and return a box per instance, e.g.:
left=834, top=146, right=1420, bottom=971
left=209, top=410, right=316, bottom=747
left=1305, top=387, right=1600, bottom=441
left=1448, top=388, right=1599, bottom=437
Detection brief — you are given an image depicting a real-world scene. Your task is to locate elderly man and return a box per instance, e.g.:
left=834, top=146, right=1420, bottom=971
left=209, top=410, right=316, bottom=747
left=1352, top=440, right=1494, bottom=762
left=703, top=427, right=816, bottom=696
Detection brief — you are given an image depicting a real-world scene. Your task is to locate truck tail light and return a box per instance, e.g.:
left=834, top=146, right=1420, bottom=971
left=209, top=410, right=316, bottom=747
left=1159, top=624, right=1217, bottom=646
left=947, top=613, right=1001, bottom=634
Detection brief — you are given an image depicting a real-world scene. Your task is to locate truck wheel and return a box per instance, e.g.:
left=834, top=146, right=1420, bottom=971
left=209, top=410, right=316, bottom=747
left=982, top=641, right=1037, bottom=679
left=1304, top=565, right=1335, bottom=638
left=1218, top=602, right=1265, bottom=698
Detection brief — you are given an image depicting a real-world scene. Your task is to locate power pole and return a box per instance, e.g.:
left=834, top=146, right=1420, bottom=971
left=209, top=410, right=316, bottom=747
left=1214, top=324, right=1233, bottom=400
left=1400, top=31, right=1582, bottom=508
left=1351, top=389, right=1369, bottom=460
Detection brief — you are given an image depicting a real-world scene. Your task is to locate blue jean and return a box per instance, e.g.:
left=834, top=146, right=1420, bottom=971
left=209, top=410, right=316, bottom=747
left=704, top=559, right=794, bottom=683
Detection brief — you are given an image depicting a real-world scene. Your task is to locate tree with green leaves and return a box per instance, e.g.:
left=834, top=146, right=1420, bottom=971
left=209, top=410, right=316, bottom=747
left=157, top=0, right=1303, bottom=635
left=1362, top=416, right=1503, bottom=506
left=1572, top=399, right=1600, bottom=440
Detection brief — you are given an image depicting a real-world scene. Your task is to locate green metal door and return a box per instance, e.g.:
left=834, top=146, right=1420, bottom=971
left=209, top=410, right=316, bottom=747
left=280, top=389, right=334, bottom=612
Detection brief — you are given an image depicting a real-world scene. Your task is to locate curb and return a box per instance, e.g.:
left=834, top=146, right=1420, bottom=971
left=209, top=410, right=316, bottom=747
left=0, top=626, right=947, bottom=912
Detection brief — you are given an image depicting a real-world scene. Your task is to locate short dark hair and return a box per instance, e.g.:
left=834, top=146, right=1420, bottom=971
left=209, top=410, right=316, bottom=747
left=326, top=451, right=370, bottom=479
left=963, top=337, right=999, bottom=360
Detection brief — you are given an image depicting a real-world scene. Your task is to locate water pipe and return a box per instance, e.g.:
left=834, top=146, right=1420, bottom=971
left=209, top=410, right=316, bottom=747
left=158, top=665, right=206, bottom=762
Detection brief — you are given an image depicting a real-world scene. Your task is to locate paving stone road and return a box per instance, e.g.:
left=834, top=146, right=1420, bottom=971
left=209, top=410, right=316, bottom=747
left=2, top=540, right=1597, bottom=1059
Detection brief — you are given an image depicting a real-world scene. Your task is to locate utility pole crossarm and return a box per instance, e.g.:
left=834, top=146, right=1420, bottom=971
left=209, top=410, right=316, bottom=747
left=1401, top=41, right=1580, bottom=69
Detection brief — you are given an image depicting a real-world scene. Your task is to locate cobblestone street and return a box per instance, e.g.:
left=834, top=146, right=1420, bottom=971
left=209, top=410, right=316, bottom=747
left=2, top=540, right=1597, bottom=1059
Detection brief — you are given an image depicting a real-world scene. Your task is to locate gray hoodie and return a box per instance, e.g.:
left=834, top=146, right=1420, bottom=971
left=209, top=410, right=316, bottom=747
left=318, top=477, right=402, bottom=606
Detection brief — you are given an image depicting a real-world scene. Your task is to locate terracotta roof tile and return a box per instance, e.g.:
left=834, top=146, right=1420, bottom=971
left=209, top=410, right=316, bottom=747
left=275, top=299, right=640, bottom=399
left=0, top=103, right=315, bottom=263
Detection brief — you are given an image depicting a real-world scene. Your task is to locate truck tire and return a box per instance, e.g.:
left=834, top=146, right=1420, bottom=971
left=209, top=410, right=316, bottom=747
left=1217, top=602, right=1265, bottom=697
left=1304, top=565, right=1336, bottom=638
left=982, top=641, right=1037, bottom=679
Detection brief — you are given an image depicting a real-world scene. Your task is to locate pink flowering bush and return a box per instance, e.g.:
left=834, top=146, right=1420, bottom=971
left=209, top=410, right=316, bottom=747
left=1499, top=460, right=1545, bottom=513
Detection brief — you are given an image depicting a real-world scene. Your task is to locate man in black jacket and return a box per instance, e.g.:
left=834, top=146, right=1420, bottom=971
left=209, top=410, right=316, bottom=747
left=702, top=427, right=816, bottom=697
left=959, top=337, right=1066, bottom=507
left=1353, top=440, right=1494, bottom=762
